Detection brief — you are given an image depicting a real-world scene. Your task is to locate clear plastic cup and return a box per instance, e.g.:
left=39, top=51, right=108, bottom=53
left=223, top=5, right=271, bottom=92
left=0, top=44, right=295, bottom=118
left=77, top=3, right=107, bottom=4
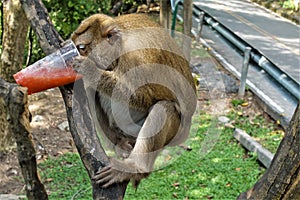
left=13, top=40, right=82, bottom=94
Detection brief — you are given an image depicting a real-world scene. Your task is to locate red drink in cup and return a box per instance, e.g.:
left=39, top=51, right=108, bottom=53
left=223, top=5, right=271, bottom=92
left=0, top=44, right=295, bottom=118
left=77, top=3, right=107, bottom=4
left=13, top=40, right=82, bottom=94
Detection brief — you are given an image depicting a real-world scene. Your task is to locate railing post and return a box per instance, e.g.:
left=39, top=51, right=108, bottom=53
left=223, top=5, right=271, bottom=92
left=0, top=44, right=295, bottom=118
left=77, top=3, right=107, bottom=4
left=197, top=11, right=205, bottom=41
left=171, top=1, right=180, bottom=38
left=238, top=47, right=252, bottom=97
left=160, top=0, right=170, bottom=29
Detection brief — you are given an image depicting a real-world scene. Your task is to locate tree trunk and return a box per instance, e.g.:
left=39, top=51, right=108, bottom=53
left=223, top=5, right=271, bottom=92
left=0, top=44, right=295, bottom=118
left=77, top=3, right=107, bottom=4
left=0, top=78, right=48, bottom=200
left=0, top=91, right=13, bottom=151
left=183, top=0, right=193, bottom=61
left=0, top=0, right=29, bottom=152
left=1, top=0, right=28, bottom=82
left=238, top=101, right=300, bottom=199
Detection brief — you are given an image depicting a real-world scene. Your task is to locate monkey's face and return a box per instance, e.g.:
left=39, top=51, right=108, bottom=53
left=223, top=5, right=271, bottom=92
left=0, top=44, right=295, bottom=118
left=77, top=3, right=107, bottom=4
left=71, top=14, right=121, bottom=70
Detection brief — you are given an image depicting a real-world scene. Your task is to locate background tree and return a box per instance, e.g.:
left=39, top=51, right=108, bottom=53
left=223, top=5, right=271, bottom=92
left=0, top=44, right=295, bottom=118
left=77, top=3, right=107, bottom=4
left=0, top=0, right=28, bottom=82
left=0, top=0, right=28, bottom=151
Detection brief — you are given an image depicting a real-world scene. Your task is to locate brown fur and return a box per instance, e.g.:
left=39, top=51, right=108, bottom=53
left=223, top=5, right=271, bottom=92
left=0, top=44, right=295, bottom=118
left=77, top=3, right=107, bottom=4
left=71, top=13, right=197, bottom=188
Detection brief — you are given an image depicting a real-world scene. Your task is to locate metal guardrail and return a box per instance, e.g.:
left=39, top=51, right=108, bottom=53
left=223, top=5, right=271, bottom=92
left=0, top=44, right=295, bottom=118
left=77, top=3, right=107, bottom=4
left=171, top=0, right=300, bottom=100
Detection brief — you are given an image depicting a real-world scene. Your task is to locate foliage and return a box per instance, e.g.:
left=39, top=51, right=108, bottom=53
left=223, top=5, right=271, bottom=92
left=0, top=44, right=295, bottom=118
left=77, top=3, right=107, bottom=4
left=280, top=0, right=298, bottom=10
left=43, top=0, right=111, bottom=40
left=10, top=0, right=145, bottom=65
left=21, top=0, right=113, bottom=65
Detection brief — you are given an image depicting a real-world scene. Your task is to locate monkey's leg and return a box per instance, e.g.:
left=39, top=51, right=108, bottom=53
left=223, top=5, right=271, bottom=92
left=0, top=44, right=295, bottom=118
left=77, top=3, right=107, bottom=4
left=93, top=100, right=181, bottom=188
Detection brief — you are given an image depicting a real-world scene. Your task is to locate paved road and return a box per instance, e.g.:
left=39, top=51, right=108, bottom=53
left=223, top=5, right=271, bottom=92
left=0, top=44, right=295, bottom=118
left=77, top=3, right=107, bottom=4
left=194, top=0, right=300, bottom=82
left=189, top=0, right=300, bottom=126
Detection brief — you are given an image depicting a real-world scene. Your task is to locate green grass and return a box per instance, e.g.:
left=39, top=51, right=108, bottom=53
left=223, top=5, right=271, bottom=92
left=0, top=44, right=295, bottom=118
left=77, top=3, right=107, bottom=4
left=38, top=153, right=91, bottom=199
left=124, top=115, right=264, bottom=199
left=228, top=98, right=283, bottom=153
left=37, top=107, right=282, bottom=199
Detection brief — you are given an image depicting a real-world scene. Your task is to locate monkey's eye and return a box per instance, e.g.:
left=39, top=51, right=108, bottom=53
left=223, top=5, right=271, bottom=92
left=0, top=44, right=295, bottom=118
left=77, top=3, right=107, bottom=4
left=107, top=33, right=112, bottom=39
left=77, top=44, right=88, bottom=56
left=78, top=44, right=86, bottom=50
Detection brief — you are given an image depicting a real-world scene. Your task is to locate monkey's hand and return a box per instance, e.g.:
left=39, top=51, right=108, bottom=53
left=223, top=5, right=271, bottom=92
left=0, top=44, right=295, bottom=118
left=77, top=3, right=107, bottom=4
left=93, top=158, right=149, bottom=188
left=72, top=55, right=98, bottom=74
left=73, top=56, right=107, bottom=89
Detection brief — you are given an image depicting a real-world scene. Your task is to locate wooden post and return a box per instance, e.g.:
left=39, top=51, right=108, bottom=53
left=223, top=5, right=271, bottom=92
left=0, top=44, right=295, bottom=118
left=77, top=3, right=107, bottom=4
left=160, top=0, right=170, bottom=28
left=183, top=0, right=193, bottom=61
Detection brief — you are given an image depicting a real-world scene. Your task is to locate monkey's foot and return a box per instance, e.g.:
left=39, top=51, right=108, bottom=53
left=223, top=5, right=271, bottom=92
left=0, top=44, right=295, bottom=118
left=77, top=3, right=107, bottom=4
left=93, top=158, right=148, bottom=188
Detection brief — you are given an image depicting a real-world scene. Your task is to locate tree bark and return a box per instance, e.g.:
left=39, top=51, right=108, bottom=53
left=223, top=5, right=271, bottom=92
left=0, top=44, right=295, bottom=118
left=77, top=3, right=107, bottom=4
left=0, top=0, right=29, bottom=151
left=238, top=101, right=300, bottom=199
left=0, top=78, right=48, bottom=200
left=0, top=91, right=13, bottom=151
left=20, top=0, right=128, bottom=199
left=1, top=0, right=28, bottom=82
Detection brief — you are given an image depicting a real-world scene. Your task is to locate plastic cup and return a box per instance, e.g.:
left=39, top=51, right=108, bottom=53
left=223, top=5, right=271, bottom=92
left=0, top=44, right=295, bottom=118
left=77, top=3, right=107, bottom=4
left=13, top=40, right=82, bottom=94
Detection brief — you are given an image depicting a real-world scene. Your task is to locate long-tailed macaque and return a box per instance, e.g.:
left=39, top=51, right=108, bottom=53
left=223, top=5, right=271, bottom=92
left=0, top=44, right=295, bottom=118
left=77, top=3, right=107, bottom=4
left=71, top=13, right=197, bottom=188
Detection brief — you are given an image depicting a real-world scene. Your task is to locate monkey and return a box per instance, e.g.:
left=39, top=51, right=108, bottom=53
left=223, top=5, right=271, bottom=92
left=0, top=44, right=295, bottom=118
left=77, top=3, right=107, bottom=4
left=71, top=13, right=197, bottom=188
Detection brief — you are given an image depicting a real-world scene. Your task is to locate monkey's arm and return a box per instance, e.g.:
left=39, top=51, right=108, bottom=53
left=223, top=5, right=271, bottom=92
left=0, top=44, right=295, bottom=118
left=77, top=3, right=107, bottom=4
left=93, top=100, right=181, bottom=188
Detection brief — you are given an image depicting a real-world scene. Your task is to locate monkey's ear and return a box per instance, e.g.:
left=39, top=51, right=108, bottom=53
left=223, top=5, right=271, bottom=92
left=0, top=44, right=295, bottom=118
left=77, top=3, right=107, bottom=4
left=103, top=26, right=121, bottom=45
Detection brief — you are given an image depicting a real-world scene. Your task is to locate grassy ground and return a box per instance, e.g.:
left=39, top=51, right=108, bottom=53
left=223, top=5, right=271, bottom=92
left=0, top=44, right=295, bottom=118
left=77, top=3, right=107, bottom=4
left=37, top=103, right=282, bottom=199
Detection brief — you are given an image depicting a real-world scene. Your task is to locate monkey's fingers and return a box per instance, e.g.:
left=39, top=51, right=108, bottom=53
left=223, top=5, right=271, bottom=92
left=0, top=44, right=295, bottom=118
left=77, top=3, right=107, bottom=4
left=102, top=180, right=117, bottom=188
left=95, top=165, right=111, bottom=175
left=93, top=168, right=118, bottom=188
left=94, top=173, right=113, bottom=185
left=93, top=166, right=113, bottom=181
left=96, top=169, right=112, bottom=179
left=72, top=56, right=86, bottom=73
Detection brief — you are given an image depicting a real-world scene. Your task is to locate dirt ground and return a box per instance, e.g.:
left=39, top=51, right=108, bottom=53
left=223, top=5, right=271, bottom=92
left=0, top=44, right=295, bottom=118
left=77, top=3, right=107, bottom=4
left=0, top=88, right=77, bottom=194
